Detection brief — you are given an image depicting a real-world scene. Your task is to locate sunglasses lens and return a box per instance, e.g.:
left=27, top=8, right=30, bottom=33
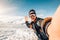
left=30, top=14, right=35, bottom=17
left=30, top=13, right=34, bottom=14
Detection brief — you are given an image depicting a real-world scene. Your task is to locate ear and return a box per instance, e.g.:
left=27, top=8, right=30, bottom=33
left=48, top=5, right=60, bottom=40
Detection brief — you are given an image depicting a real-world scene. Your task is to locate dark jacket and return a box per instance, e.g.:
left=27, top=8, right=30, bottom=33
left=25, top=17, right=43, bottom=34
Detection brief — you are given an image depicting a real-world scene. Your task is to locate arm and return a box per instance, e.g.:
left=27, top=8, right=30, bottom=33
left=25, top=16, right=31, bottom=28
left=48, top=6, right=60, bottom=40
left=25, top=21, right=30, bottom=28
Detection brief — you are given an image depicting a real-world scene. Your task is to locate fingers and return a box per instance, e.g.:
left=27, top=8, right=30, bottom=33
left=25, top=16, right=28, bottom=21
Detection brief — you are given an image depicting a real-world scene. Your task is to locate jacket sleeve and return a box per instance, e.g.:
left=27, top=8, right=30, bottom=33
left=25, top=21, right=30, bottom=28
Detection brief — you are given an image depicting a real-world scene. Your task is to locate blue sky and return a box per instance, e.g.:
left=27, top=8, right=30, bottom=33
left=0, top=0, right=60, bottom=18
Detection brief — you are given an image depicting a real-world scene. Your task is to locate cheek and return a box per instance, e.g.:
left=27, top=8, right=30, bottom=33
left=31, top=17, right=35, bottom=20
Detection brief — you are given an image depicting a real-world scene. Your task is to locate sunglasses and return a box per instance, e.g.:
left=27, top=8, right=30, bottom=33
left=29, top=14, right=36, bottom=17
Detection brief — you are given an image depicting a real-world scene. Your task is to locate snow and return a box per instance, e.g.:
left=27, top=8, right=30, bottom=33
left=0, top=28, right=38, bottom=40
left=0, top=16, right=38, bottom=40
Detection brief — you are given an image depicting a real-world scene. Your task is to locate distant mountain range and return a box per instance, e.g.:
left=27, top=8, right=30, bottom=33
left=0, top=16, right=30, bottom=28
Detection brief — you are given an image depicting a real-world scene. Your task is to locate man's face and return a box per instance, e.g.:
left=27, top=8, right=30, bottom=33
left=29, top=11, right=36, bottom=21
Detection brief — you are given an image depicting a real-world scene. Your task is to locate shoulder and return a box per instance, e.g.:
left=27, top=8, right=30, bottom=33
left=41, top=17, right=52, bottom=27
left=36, top=17, right=44, bottom=26
left=37, top=17, right=44, bottom=21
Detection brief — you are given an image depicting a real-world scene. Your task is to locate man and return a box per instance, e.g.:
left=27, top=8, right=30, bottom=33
left=25, top=9, right=48, bottom=40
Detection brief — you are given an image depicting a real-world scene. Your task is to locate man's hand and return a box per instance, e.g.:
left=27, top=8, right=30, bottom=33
left=25, top=16, right=28, bottom=22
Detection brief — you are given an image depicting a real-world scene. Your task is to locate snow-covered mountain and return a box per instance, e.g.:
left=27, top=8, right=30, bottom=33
left=0, top=16, right=38, bottom=40
left=0, top=16, right=30, bottom=28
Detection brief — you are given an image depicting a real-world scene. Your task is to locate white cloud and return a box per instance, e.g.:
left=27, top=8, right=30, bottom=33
left=0, top=7, right=17, bottom=15
left=37, top=14, right=44, bottom=18
left=0, top=0, right=18, bottom=16
left=0, top=0, right=30, bottom=25
left=0, top=15, right=23, bottom=22
left=36, top=9, right=52, bottom=18
left=36, top=9, right=47, bottom=14
left=36, top=9, right=46, bottom=18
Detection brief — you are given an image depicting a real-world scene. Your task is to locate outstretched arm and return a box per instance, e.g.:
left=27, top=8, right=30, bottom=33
left=48, top=5, right=60, bottom=40
left=25, top=16, right=31, bottom=28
